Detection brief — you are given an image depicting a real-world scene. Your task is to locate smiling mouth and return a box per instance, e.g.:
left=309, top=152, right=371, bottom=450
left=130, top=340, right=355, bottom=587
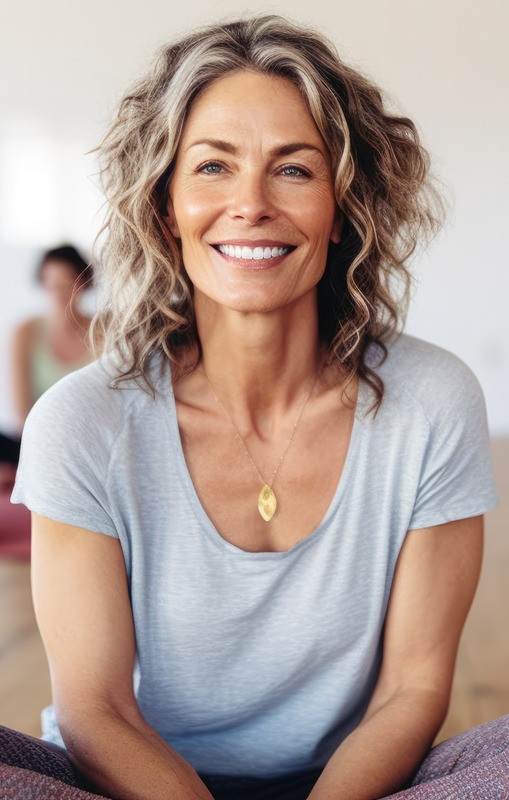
left=214, top=244, right=294, bottom=261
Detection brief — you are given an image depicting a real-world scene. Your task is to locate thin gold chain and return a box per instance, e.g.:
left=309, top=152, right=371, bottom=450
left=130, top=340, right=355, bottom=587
left=202, top=371, right=319, bottom=490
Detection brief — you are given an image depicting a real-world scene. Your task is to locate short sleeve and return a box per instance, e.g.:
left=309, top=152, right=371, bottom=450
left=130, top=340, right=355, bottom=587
left=11, top=368, right=119, bottom=538
left=408, top=359, right=498, bottom=530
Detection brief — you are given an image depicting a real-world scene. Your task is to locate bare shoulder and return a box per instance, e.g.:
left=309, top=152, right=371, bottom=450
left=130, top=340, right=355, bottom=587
left=12, top=317, right=40, bottom=348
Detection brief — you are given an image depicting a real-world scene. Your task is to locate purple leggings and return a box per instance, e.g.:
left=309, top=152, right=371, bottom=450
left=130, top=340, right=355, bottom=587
left=1, top=716, right=508, bottom=799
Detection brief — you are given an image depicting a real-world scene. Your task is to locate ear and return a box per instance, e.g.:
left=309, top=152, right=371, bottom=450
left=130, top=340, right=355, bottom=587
left=164, top=198, right=180, bottom=239
left=330, top=212, right=343, bottom=245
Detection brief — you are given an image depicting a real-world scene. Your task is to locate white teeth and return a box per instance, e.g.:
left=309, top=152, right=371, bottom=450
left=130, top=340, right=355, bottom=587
left=218, top=245, right=289, bottom=260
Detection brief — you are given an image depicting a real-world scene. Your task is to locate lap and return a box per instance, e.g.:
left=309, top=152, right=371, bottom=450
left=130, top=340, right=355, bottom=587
left=0, top=724, right=106, bottom=799
left=1, top=716, right=508, bottom=799
left=201, top=768, right=322, bottom=800
left=385, top=715, right=509, bottom=799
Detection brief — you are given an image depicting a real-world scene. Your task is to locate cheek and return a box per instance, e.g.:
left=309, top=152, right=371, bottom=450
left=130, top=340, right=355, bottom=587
left=170, top=181, right=224, bottom=236
left=45, top=281, right=74, bottom=294
left=173, top=202, right=209, bottom=241
left=296, top=209, right=337, bottom=251
left=288, top=184, right=337, bottom=235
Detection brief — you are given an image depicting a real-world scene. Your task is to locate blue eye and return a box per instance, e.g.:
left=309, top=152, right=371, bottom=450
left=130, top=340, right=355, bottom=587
left=280, top=165, right=308, bottom=178
left=199, top=162, right=223, bottom=174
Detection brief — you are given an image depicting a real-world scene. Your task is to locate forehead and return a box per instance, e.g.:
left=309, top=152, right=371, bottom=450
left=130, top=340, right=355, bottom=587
left=41, top=260, right=77, bottom=278
left=180, top=70, right=326, bottom=149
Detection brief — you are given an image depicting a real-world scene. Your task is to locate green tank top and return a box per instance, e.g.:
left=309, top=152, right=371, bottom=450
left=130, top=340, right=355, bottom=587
left=30, top=319, right=91, bottom=400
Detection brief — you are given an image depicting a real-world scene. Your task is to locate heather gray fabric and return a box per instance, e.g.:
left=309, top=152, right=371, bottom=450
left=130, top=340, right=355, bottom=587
left=12, top=334, right=498, bottom=777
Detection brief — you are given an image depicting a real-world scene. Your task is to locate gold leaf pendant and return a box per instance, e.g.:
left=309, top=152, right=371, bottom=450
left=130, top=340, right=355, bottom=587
left=258, top=484, right=277, bottom=522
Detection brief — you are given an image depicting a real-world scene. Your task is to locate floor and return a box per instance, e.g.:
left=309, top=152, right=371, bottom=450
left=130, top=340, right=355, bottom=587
left=0, top=440, right=507, bottom=742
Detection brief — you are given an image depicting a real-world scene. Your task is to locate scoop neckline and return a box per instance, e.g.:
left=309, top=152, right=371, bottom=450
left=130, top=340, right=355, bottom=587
left=161, top=363, right=365, bottom=559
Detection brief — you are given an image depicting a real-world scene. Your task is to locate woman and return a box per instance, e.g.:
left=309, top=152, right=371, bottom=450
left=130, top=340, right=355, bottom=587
left=0, top=245, right=92, bottom=526
left=11, top=244, right=93, bottom=430
left=7, top=15, right=503, bottom=800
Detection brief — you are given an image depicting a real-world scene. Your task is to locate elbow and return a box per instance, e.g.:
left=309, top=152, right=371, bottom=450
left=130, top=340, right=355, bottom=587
left=54, top=698, right=143, bottom=790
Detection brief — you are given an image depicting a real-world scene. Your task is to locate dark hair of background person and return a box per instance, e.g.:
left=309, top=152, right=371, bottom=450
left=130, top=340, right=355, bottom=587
left=36, top=245, right=94, bottom=288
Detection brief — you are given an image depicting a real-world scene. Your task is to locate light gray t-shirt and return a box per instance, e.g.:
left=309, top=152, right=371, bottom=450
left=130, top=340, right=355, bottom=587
left=12, top=334, right=498, bottom=777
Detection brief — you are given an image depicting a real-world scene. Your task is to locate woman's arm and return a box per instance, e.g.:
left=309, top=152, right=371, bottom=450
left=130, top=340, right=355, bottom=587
left=11, top=320, right=36, bottom=428
left=307, top=515, right=483, bottom=800
left=31, top=513, right=214, bottom=800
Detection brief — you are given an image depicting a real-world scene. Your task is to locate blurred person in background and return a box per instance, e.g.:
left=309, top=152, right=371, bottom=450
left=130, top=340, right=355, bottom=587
left=0, top=244, right=93, bottom=490
left=11, top=244, right=93, bottom=428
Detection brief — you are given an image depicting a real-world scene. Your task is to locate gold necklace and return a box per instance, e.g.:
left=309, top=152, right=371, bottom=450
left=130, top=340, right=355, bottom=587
left=203, top=371, right=319, bottom=522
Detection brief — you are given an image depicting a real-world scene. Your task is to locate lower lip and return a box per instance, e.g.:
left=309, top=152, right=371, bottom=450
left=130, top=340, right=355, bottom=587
left=212, top=247, right=291, bottom=270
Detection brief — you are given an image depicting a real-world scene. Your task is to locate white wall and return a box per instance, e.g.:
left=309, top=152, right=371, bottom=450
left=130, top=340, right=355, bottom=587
left=1, top=0, right=507, bottom=433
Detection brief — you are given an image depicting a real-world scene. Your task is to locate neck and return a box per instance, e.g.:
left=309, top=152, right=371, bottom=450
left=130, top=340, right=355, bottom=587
left=48, top=300, right=87, bottom=329
left=194, top=291, right=323, bottom=433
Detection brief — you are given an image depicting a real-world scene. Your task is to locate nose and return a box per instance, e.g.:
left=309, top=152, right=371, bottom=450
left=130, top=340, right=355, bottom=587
left=227, top=170, right=275, bottom=225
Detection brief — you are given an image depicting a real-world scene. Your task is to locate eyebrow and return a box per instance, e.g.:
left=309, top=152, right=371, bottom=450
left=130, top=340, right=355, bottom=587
left=187, top=139, right=326, bottom=158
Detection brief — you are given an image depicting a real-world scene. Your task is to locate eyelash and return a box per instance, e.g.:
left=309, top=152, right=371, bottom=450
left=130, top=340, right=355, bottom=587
left=279, top=164, right=310, bottom=178
left=198, top=161, right=224, bottom=174
left=196, top=161, right=311, bottom=178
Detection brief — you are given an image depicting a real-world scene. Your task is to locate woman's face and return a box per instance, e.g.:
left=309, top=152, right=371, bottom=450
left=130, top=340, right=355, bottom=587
left=167, top=70, right=340, bottom=316
left=40, top=260, right=80, bottom=309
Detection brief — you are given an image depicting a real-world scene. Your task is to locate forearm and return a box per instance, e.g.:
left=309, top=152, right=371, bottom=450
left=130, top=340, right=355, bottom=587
left=60, top=706, right=214, bottom=800
left=307, top=688, right=448, bottom=800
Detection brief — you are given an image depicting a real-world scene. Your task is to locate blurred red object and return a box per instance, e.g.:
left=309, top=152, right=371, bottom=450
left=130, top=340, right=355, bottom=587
left=0, top=489, right=30, bottom=560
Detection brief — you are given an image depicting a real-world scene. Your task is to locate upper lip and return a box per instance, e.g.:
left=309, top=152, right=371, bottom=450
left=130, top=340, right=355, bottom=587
left=210, top=239, right=296, bottom=248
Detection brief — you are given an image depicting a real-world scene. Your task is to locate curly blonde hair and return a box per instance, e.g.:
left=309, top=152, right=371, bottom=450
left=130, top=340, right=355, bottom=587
left=94, top=14, right=444, bottom=408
